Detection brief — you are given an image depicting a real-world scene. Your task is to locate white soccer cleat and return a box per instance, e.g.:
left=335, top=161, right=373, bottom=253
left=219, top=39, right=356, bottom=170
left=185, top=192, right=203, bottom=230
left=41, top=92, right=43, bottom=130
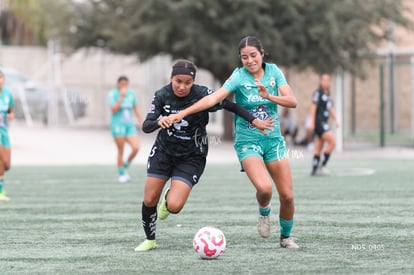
left=118, top=173, right=131, bottom=183
left=280, top=237, right=300, bottom=249
left=318, top=166, right=330, bottom=176
left=257, top=215, right=271, bottom=238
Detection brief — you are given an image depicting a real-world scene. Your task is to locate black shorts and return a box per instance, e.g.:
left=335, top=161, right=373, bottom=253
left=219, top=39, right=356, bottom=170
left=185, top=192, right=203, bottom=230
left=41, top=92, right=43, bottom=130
left=315, top=122, right=330, bottom=138
left=147, top=145, right=207, bottom=188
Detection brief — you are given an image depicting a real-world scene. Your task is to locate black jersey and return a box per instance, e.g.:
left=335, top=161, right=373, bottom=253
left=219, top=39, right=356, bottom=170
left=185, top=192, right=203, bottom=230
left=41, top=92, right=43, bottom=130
left=143, top=83, right=254, bottom=158
left=312, top=89, right=333, bottom=124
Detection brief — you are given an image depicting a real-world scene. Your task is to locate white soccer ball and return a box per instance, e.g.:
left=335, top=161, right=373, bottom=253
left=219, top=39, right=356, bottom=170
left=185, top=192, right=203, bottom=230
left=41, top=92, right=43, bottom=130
left=193, top=226, right=226, bottom=259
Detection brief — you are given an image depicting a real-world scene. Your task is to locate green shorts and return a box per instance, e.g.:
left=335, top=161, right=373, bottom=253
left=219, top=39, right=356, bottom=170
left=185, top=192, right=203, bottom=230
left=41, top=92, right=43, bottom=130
left=0, top=128, right=11, bottom=148
left=111, top=124, right=137, bottom=137
left=234, top=136, right=287, bottom=163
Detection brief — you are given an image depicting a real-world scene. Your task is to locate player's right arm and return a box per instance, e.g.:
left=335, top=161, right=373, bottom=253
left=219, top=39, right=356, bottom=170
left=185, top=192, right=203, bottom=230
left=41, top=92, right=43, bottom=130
left=309, top=93, right=319, bottom=133
left=142, top=92, right=171, bottom=133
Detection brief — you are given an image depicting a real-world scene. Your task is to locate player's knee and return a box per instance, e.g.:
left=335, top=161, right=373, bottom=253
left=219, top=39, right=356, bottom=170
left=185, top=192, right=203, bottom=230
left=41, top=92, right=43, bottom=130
left=257, top=186, right=272, bottom=200
left=143, top=195, right=159, bottom=208
left=166, top=200, right=184, bottom=214
left=4, top=164, right=10, bottom=171
left=279, top=193, right=294, bottom=207
left=132, top=145, right=139, bottom=154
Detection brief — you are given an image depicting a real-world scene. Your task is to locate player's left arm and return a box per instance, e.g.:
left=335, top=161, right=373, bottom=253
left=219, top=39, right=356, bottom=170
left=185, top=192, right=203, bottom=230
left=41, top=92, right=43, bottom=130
left=329, top=106, right=340, bottom=128
left=256, top=81, right=297, bottom=108
left=7, top=95, right=15, bottom=121
left=7, top=107, right=14, bottom=121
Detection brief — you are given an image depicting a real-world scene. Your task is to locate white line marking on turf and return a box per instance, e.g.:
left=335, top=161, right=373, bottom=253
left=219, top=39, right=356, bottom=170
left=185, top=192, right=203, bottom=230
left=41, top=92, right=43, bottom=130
left=293, top=168, right=376, bottom=178
left=332, top=168, right=376, bottom=176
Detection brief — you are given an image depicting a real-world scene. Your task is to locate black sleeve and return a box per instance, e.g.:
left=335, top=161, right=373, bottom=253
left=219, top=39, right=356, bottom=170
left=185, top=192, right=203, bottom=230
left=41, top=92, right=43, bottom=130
left=142, top=119, right=160, bottom=133
left=142, top=93, right=163, bottom=133
left=221, top=99, right=255, bottom=123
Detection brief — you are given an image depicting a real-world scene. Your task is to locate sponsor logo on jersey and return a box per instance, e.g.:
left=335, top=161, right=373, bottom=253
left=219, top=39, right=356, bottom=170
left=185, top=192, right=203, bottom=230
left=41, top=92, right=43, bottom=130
left=163, top=105, right=171, bottom=113
left=247, top=94, right=267, bottom=103
left=244, top=83, right=254, bottom=90
left=148, top=104, right=156, bottom=113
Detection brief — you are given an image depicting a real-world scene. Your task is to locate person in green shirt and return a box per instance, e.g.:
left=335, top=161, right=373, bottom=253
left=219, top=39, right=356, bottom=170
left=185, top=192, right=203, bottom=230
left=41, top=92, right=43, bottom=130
left=0, top=70, right=15, bottom=202
left=169, top=36, right=299, bottom=249
left=135, top=59, right=271, bottom=252
left=108, top=76, right=144, bottom=183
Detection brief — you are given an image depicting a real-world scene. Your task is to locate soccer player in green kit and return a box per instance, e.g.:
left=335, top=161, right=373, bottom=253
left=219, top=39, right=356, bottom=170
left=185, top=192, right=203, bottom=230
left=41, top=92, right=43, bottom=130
left=170, top=37, right=299, bottom=249
left=135, top=60, right=272, bottom=251
left=0, top=70, right=15, bottom=202
left=108, top=76, right=144, bottom=183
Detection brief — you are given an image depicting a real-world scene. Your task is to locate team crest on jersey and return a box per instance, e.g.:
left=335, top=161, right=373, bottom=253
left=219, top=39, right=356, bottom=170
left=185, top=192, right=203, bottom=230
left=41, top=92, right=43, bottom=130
left=173, top=119, right=189, bottom=130
left=269, top=77, right=276, bottom=88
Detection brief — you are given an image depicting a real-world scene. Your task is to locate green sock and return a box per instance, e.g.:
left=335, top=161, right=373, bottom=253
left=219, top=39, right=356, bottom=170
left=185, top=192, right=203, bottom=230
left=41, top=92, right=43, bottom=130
left=0, top=178, right=4, bottom=193
left=259, top=204, right=271, bottom=216
left=280, top=218, right=294, bottom=238
left=118, top=167, right=125, bottom=176
left=124, top=161, right=130, bottom=169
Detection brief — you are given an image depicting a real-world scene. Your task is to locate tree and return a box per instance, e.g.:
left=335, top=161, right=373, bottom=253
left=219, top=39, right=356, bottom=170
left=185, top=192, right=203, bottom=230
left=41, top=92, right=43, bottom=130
left=60, top=0, right=412, bottom=138
left=0, top=0, right=77, bottom=45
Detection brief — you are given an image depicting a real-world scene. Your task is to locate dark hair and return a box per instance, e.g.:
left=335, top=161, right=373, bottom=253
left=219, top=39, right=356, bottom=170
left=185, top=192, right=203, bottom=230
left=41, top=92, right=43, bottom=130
left=238, top=36, right=264, bottom=54
left=117, top=76, right=129, bottom=83
left=171, top=59, right=197, bottom=79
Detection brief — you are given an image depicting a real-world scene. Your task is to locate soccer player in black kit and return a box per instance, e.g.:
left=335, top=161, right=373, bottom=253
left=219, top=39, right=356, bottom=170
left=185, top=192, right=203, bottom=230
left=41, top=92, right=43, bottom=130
left=309, top=74, right=339, bottom=176
left=135, top=60, right=273, bottom=251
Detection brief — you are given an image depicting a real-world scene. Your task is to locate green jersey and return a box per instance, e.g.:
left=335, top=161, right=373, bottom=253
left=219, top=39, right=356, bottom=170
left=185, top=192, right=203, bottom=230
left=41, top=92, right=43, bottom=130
left=0, top=87, right=14, bottom=129
left=223, top=63, right=288, bottom=142
left=108, top=88, right=137, bottom=126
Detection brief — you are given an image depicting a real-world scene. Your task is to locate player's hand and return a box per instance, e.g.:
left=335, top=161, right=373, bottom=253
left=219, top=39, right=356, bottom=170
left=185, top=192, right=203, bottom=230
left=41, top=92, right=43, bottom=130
left=252, top=117, right=274, bottom=136
left=119, top=87, right=127, bottom=97
left=335, top=120, right=340, bottom=128
left=308, top=122, right=314, bottom=133
left=158, top=116, right=173, bottom=129
left=255, top=79, right=270, bottom=100
left=6, top=113, right=14, bottom=121
left=168, top=113, right=184, bottom=124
